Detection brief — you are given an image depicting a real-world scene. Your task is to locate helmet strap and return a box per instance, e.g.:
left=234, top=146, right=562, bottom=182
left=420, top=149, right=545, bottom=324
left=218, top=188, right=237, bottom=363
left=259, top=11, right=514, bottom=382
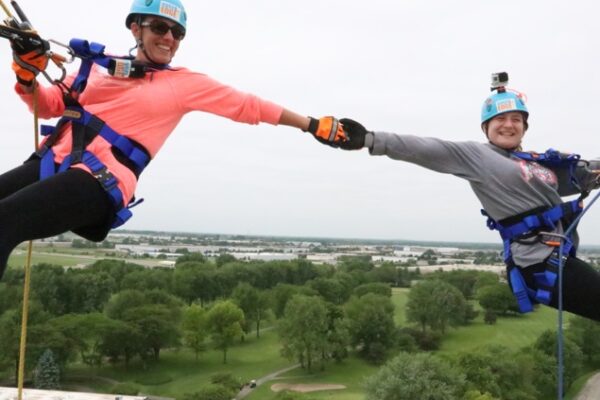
left=136, top=26, right=167, bottom=67
left=128, top=43, right=138, bottom=58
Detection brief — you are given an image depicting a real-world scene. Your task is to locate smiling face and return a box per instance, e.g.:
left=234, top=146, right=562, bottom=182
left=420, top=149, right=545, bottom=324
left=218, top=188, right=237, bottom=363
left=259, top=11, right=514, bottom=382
left=130, top=16, right=183, bottom=65
left=484, top=111, right=527, bottom=150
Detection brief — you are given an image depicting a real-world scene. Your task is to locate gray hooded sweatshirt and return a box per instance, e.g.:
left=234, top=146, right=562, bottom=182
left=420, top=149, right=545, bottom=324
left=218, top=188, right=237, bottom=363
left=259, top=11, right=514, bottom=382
left=369, top=132, right=600, bottom=267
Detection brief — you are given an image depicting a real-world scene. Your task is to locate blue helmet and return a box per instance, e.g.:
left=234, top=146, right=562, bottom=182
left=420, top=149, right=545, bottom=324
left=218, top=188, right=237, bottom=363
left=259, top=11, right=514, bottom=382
left=481, top=90, right=528, bottom=125
left=126, top=0, right=187, bottom=30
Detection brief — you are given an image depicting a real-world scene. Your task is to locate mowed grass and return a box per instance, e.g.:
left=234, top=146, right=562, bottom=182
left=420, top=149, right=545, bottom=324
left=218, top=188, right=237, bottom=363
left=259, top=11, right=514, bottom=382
left=439, top=305, right=567, bottom=355
left=65, top=328, right=292, bottom=399
left=246, top=355, right=379, bottom=400
left=391, top=287, right=409, bottom=325
left=7, top=249, right=97, bottom=268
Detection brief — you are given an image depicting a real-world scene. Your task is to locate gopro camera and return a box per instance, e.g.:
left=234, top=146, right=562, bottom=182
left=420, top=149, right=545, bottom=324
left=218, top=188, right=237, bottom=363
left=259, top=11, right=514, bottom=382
left=491, top=72, right=509, bottom=90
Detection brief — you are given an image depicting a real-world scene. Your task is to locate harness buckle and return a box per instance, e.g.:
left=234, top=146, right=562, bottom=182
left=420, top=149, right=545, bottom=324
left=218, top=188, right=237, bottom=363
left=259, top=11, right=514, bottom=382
left=92, top=167, right=118, bottom=191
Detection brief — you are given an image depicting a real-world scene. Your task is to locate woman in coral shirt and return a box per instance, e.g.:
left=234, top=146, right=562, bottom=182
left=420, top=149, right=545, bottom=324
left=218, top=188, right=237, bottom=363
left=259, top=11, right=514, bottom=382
left=1, top=0, right=344, bottom=277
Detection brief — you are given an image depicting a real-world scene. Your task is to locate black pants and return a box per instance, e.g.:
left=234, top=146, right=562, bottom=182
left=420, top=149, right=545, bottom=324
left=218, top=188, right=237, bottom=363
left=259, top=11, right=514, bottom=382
left=520, top=256, right=600, bottom=322
left=0, top=158, right=113, bottom=278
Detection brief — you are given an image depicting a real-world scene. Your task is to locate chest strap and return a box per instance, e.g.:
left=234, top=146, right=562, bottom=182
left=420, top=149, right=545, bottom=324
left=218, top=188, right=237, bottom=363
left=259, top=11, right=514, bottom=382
left=511, top=149, right=584, bottom=193
left=37, top=102, right=150, bottom=228
left=483, top=200, right=582, bottom=247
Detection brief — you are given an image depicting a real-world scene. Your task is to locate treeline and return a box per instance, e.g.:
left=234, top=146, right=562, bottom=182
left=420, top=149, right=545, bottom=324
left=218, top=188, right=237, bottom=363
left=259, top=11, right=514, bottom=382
left=1, top=254, right=599, bottom=400
left=0, top=255, right=419, bottom=397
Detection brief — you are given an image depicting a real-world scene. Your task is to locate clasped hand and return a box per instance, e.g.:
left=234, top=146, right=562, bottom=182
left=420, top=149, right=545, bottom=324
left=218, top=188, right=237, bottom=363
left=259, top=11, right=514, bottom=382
left=307, top=116, right=371, bottom=150
left=10, top=31, right=50, bottom=85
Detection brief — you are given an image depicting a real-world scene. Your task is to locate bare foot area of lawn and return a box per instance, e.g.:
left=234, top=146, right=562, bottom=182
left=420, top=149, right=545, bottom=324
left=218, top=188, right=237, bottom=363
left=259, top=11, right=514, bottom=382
left=271, top=383, right=346, bottom=393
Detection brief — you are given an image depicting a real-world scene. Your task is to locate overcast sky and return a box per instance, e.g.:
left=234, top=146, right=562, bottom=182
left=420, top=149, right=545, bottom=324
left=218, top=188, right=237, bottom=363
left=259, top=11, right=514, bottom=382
left=0, top=0, right=598, bottom=244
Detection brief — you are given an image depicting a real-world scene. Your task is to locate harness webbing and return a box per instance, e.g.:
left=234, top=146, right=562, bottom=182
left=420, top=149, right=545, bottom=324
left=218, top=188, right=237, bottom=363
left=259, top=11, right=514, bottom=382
left=512, top=149, right=583, bottom=192
left=36, top=38, right=153, bottom=228
left=482, top=148, right=587, bottom=310
left=481, top=148, right=598, bottom=398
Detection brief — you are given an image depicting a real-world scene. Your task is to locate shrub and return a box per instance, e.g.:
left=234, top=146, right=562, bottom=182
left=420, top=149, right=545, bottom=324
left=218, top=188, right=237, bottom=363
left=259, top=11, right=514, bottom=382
left=182, top=384, right=234, bottom=400
left=111, top=382, right=141, bottom=396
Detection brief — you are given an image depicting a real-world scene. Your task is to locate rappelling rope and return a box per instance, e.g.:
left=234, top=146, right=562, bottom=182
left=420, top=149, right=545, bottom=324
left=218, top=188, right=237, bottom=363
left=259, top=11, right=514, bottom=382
left=16, top=81, right=39, bottom=400
left=556, top=189, right=600, bottom=399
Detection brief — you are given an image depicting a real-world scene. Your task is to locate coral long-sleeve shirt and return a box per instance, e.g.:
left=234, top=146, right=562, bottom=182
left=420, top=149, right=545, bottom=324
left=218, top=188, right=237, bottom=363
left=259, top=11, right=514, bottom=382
left=16, top=65, right=284, bottom=204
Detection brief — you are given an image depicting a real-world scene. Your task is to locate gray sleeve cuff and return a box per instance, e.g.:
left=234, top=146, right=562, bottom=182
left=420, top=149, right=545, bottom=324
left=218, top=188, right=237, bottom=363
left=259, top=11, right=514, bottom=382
left=368, top=131, right=387, bottom=155
left=364, top=132, right=374, bottom=150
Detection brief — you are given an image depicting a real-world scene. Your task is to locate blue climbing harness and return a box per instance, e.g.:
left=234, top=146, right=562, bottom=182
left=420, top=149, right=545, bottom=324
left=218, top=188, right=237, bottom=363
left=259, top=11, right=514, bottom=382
left=482, top=148, right=587, bottom=313
left=36, top=39, right=153, bottom=228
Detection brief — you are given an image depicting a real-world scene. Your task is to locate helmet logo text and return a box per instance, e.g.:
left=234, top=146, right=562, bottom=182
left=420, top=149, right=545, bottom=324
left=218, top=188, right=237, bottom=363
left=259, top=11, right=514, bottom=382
left=496, top=99, right=516, bottom=113
left=159, top=1, right=181, bottom=21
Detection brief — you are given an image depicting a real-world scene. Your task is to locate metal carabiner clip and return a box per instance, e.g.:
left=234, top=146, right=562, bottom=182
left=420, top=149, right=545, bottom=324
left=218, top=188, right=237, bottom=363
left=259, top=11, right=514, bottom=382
left=39, top=38, right=74, bottom=84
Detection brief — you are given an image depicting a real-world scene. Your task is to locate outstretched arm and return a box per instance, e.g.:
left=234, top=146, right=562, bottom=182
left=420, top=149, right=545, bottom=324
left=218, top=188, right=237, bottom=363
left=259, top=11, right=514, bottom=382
left=278, top=108, right=311, bottom=131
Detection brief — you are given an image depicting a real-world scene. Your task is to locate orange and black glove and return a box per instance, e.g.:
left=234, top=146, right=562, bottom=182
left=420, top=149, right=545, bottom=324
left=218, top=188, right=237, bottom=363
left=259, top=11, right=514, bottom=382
left=10, top=33, right=49, bottom=86
left=306, top=116, right=348, bottom=147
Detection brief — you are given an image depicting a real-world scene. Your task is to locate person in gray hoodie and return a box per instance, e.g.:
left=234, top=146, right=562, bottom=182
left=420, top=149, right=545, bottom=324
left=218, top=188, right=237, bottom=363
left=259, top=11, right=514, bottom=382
left=313, top=74, right=600, bottom=321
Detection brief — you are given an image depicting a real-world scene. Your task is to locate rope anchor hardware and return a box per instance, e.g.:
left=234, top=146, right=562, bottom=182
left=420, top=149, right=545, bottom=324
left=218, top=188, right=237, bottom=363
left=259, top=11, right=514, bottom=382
left=0, top=0, right=74, bottom=84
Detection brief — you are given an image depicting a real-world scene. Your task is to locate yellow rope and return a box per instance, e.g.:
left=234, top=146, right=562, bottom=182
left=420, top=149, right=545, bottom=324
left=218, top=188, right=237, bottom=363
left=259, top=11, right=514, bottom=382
left=17, top=82, right=39, bottom=400
left=0, top=0, right=13, bottom=20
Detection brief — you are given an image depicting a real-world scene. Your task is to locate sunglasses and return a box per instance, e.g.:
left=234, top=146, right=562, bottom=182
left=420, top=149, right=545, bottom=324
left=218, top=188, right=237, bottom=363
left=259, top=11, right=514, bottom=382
left=141, top=20, right=186, bottom=41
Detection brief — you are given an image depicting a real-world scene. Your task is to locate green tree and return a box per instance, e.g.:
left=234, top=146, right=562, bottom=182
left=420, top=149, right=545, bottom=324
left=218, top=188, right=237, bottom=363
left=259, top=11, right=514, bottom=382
left=231, top=283, right=270, bottom=338
left=173, top=262, right=218, bottom=305
left=279, top=295, right=328, bottom=372
left=123, top=304, right=181, bottom=362
left=365, top=352, right=465, bottom=400
left=182, top=304, right=208, bottom=361
left=120, top=268, right=172, bottom=292
left=533, top=330, right=583, bottom=392
left=33, top=349, right=60, bottom=389
left=338, top=255, right=374, bottom=273
left=87, top=260, right=144, bottom=290
left=50, top=313, right=117, bottom=367
left=406, top=279, right=468, bottom=334
left=463, top=391, right=499, bottom=400
left=269, top=284, right=317, bottom=318
left=353, top=282, right=392, bottom=298
left=66, top=270, right=116, bottom=313
left=30, top=264, right=68, bottom=315
left=98, top=319, right=141, bottom=366
left=206, top=300, right=244, bottom=363
left=176, top=252, right=206, bottom=265
left=308, top=277, right=349, bottom=304
left=105, top=289, right=182, bottom=362
left=457, top=345, right=538, bottom=400
left=215, top=253, right=236, bottom=267
left=345, top=293, right=395, bottom=363
left=567, top=316, right=600, bottom=363
left=476, top=283, right=517, bottom=315
left=366, top=262, right=398, bottom=286
left=0, top=304, right=56, bottom=385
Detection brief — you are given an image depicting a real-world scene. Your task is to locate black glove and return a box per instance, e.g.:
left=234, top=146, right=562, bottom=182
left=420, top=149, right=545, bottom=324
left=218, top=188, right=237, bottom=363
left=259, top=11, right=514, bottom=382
left=338, top=118, right=370, bottom=150
left=10, top=31, right=48, bottom=55
left=10, top=33, right=49, bottom=85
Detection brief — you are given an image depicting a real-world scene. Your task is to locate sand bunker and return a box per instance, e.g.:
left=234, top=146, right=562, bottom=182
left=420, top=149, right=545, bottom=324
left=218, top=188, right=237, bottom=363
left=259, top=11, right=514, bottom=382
left=271, top=383, right=346, bottom=393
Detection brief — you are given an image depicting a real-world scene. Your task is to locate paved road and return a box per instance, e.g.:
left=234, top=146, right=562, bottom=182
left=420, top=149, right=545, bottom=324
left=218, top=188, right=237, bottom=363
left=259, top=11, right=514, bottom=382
left=574, top=372, right=600, bottom=400
left=235, top=364, right=300, bottom=399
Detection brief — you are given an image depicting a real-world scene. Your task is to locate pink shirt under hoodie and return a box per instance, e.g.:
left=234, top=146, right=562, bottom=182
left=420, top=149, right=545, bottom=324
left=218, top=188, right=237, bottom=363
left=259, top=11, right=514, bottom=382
left=16, top=65, right=284, bottom=205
